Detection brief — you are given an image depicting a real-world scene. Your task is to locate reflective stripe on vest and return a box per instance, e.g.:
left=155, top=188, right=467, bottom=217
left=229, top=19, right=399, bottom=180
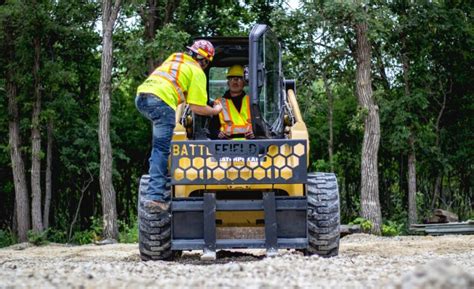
left=219, top=95, right=252, bottom=136
left=168, top=53, right=183, bottom=80
left=150, top=53, right=200, bottom=105
left=152, top=71, right=185, bottom=103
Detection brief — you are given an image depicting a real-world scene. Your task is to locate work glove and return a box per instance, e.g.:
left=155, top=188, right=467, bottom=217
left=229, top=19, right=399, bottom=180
left=218, top=131, right=231, bottom=139
left=245, top=130, right=255, bottom=139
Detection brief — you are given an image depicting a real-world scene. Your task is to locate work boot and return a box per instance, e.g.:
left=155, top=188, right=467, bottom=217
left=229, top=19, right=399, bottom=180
left=143, top=200, right=170, bottom=213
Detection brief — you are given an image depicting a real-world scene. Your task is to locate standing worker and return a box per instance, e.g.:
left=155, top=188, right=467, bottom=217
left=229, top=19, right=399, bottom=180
left=210, top=64, right=254, bottom=140
left=136, top=40, right=222, bottom=212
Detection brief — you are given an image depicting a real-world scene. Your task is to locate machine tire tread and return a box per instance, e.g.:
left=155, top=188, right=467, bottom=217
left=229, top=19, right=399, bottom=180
left=138, top=175, right=179, bottom=261
left=305, top=172, right=340, bottom=257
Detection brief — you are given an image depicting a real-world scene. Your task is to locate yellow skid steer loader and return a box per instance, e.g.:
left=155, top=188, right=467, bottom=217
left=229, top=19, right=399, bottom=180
left=138, top=24, right=340, bottom=261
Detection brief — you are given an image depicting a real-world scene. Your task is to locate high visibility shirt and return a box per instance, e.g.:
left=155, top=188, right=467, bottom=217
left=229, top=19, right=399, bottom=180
left=216, top=94, right=252, bottom=139
left=136, top=53, right=207, bottom=110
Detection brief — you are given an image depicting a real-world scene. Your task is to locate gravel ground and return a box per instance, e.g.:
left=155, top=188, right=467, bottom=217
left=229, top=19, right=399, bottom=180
left=0, top=234, right=473, bottom=289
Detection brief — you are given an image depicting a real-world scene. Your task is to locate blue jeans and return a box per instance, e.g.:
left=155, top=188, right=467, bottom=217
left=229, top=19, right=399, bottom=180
left=135, top=93, right=176, bottom=202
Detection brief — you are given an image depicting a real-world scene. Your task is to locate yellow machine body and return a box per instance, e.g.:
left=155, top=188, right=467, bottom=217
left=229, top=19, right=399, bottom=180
left=170, top=89, right=308, bottom=228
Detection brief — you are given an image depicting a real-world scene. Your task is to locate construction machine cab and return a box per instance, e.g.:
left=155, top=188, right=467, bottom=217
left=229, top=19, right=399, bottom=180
left=189, top=24, right=288, bottom=140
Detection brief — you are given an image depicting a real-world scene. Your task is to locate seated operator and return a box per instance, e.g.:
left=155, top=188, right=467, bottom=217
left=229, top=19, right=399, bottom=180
left=209, top=65, right=255, bottom=140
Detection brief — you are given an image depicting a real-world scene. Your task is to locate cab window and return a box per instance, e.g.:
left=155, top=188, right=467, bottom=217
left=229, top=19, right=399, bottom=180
left=257, top=30, right=281, bottom=127
left=208, top=67, right=228, bottom=101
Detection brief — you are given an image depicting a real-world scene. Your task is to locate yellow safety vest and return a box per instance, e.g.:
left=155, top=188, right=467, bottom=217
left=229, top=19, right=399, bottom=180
left=136, top=53, right=207, bottom=110
left=217, top=95, right=252, bottom=139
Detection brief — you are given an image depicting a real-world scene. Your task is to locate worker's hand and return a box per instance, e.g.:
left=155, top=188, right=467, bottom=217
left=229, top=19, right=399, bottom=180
left=245, top=130, right=255, bottom=139
left=218, top=131, right=230, bottom=139
left=213, top=103, right=222, bottom=115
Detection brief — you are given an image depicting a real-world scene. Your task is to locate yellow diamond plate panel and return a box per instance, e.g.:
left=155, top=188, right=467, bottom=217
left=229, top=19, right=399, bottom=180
left=227, top=168, right=239, bottom=180
left=232, top=158, right=245, bottom=168
left=206, top=157, right=218, bottom=169
left=247, top=159, right=259, bottom=168
left=192, top=157, right=204, bottom=169
left=260, top=158, right=272, bottom=169
left=240, top=168, right=251, bottom=180
left=186, top=168, right=198, bottom=181
left=288, top=155, right=299, bottom=168
left=267, top=145, right=278, bottom=157
left=213, top=167, right=225, bottom=180
left=280, top=167, right=293, bottom=180
left=273, top=155, right=286, bottom=168
left=179, top=158, right=191, bottom=169
left=174, top=168, right=184, bottom=181
left=294, top=143, right=305, bottom=156
left=253, top=167, right=265, bottom=180
left=280, top=144, right=291, bottom=156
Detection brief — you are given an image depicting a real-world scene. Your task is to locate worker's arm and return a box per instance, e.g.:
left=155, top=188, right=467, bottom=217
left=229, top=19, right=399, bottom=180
left=189, top=102, right=222, bottom=116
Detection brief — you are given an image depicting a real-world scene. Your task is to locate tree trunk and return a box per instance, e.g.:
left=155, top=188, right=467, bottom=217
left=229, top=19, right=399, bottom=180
left=163, top=0, right=179, bottom=25
left=7, top=71, right=31, bottom=242
left=431, top=175, right=441, bottom=209
left=355, top=21, right=382, bottom=235
left=322, top=71, right=334, bottom=171
left=460, top=170, right=470, bottom=217
left=401, top=47, right=418, bottom=226
left=143, top=0, right=157, bottom=74
left=99, top=0, right=121, bottom=240
left=140, top=0, right=180, bottom=73
left=31, top=35, right=43, bottom=233
left=4, top=21, right=30, bottom=242
left=43, top=120, right=53, bottom=229
left=12, top=199, right=18, bottom=236
left=407, top=133, right=418, bottom=225
left=431, top=80, right=448, bottom=209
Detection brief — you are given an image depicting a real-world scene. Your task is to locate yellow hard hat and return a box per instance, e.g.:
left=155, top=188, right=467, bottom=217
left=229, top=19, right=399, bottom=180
left=226, top=65, right=244, bottom=78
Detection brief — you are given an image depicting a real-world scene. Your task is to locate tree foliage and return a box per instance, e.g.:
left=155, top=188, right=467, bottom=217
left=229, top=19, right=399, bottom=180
left=0, top=0, right=472, bottom=243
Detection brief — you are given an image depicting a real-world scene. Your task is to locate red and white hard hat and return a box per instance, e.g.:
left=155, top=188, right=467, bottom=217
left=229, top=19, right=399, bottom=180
left=187, top=40, right=215, bottom=61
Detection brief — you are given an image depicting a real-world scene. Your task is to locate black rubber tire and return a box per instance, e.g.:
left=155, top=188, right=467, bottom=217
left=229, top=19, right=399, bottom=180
left=138, top=175, right=181, bottom=261
left=305, top=172, right=340, bottom=257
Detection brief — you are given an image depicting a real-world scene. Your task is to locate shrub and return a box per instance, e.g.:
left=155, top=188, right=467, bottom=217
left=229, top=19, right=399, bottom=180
left=382, top=220, right=403, bottom=236
left=70, top=216, right=102, bottom=245
left=45, top=228, right=68, bottom=243
left=27, top=230, right=49, bottom=246
left=0, top=229, right=16, bottom=248
left=118, top=217, right=138, bottom=243
left=350, top=217, right=373, bottom=232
